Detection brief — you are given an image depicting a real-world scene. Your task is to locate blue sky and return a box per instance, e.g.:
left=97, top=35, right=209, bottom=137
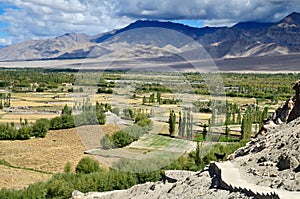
left=0, top=2, right=10, bottom=38
left=0, top=0, right=299, bottom=46
left=172, top=20, right=204, bottom=28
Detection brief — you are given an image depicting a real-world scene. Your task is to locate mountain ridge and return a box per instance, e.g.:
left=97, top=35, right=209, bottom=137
left=0, top=12, right=300, bottom=61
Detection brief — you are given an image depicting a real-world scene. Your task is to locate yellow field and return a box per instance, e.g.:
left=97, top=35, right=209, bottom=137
left=0, top=128, right=92, bottom=189
left=0, top=165, right=51, bottom=190
left=10, top=99, right=48, bottom=107
left=0, top=114, right=59, bottom=124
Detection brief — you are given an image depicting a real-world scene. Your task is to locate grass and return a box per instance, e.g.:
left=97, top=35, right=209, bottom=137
left=139, top=134, right=176, bottom=148
left=129, top=134, right=195, bottom=152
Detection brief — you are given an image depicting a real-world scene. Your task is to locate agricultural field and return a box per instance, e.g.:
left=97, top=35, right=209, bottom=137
left=0, top=127, right=89, bottom=189
left=0, top=69, right=298, bottom=191
left=89, top=134, right=196, bottom=168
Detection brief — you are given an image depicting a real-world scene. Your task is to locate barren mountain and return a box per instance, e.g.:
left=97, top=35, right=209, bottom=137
left=0, top=33, right=90, bottom=61
left=0, top=12, right=300, bottom=62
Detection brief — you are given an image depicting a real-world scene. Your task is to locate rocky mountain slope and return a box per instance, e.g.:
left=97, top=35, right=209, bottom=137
left=229, top=117, right=300, bottom=192
left=259, top=80, right=300, bottom=135
left=1, top=12, right=300, bottom=61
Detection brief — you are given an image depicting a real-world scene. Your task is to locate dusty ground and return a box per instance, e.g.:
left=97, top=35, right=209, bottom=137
left=0, top=124, right=120, bottom=190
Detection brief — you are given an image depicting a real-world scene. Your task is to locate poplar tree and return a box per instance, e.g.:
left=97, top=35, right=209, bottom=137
left=168, top=110, right=176, bottom=136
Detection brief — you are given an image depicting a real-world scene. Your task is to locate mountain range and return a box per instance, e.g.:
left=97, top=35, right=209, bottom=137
left=0, top=12, right=300, bottom=62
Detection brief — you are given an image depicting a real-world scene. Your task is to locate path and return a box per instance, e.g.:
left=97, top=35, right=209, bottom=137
left=211, top=161, right=300, bottom=199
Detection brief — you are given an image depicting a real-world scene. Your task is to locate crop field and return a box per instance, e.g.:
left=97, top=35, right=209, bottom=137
left=0, top=128, right=93, bottom=189
left=0, top=125, right=117, bottom=188
left=88, top=133, right=196, bottom=169
left=129, top=134, right=195, bottom=151
left=0, top=165, right=51, bottom=190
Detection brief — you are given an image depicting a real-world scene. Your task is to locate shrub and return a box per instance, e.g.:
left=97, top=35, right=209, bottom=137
left=75, top=157, right=102, bottom=174
left=49, top=116, right=63, bottom=130
left=100, top=135, right=114, bottom=149
left=36, top=87, right=46, bottom=92
left=112, top=130, right=135, bottom=148
left=64, top=162, right=72, bottom=173
left=32, top=118, right=49, bottom=138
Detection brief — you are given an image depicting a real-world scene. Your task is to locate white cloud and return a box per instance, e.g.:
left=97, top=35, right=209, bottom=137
left=0, top=38, right=11, bottom=46
left=0, top=0, right=133, bottom=44
left=0, top=0, right=300, bottom=44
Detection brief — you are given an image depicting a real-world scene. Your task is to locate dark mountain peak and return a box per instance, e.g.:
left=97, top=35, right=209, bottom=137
left=92, top=19, right=225, bottom=43
left=123, top=19, right=197, bottom=30
left=123, top=19, right=225, bottom=34
left=279, top=12, right=300, bottom=25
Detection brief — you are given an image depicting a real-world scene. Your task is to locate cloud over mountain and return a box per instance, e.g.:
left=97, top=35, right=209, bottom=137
left=116, top=0, right=300, bottom=25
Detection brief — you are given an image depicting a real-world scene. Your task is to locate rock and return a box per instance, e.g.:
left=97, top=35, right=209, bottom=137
left=257, top=156, right=267, bottom=163
left=257, top=80, right=300, bottom=136
left=287, top=80, right=300, bottom=123
left=276, top=154, right=292, bottom=171
left=258, top=161, right=274, bottom=167
left=270, top=173, right=278, bottom=177
left=247, top=168, right=258, bottom=175
left=294, top=164, right=300, bottom=172
left=71, top=190, right=84, bottom=199
left=276, top=154, right=299, bottom=171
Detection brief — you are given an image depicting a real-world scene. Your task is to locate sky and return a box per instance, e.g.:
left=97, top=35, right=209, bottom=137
left=0, top=0, right=299, bottom=46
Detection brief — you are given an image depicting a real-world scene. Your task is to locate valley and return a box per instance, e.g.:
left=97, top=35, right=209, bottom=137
left=0, top=10, right=299, bottom=199
left=0, top=68, right=299, bottom=196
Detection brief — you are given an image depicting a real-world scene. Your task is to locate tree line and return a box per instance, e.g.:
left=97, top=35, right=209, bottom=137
left=168, top=109, right=194, bottom=139
left=0, top=102, right=110, bottom=140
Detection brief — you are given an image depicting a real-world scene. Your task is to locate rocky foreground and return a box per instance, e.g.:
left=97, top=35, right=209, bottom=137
left=230, top=117, right=300, bottom=192
left=72, top=116, right=300, bottom=199
left=72, top=169, right=250, bottom=199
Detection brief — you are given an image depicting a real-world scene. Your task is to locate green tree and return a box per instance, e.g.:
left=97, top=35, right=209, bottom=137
left=241, top=112, right=252, bottom=140
left=225, top=124, right=230, bottom=138
left=32, top=118, right=49, bottom=138
left=75, top=157, right=102, bottom=174
left=61, top=104, right=72, bottom=115
left=195, top=137, right=202, bottom=166
left=156, top=92, right=161, bottom=104
left=112, top=130, right=135, bottom=148
left=202, top=124, right=208, bottom=141
left=96, top=102, right=106, bottom=125
left=168, top=110, right=176, bottom=136
left=149, top=93, right=155, bottom=103
left=97, top=111, right=106, bottom=125
left=142, top=96, right=147, bottom=105
left=178, top=112, right=182, bottom=137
